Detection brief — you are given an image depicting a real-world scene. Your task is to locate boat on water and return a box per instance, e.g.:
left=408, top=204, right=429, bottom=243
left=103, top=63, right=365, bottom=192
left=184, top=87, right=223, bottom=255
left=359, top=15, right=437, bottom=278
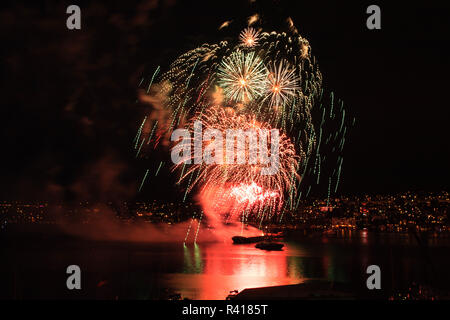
left=232, top=235, right=265, bottom=244
left=255, top=242, right=284, bottom=251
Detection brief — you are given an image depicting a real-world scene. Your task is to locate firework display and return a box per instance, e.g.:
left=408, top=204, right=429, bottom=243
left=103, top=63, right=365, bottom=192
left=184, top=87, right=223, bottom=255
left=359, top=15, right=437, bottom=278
left=6, top=0, right=450, bottom=304
left=217, top=50, right=268, bottom=103
left=135, top=17, right=352, bottom=230
left=172, top=106, right=300, bottom=223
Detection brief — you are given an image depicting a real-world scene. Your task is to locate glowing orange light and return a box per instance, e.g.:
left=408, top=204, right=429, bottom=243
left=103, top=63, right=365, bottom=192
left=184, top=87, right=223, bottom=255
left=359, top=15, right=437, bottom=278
left=230, top=182, right=279, bottom=206
left=239, top=78, right=247, bottom=87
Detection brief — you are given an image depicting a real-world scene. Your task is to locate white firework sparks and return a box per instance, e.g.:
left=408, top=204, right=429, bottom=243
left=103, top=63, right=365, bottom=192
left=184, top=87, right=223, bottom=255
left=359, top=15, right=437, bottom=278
left=264, top=60, right=300, bottom=108
left=217, top=50, right=268, bottom=103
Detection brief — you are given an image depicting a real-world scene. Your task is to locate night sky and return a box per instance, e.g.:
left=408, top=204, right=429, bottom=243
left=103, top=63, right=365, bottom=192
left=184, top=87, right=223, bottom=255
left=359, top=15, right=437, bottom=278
left=1, top=0, right=449, bottom=202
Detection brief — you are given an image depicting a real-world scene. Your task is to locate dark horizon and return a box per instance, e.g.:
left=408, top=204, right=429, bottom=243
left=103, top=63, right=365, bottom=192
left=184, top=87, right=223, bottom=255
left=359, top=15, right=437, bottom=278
left=1, top=0, right=449, bottom=202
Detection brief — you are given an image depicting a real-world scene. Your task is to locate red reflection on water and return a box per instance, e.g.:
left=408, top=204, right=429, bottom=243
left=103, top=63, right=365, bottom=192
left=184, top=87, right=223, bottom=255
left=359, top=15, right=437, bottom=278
left=173, top=242, right=304, bottom=299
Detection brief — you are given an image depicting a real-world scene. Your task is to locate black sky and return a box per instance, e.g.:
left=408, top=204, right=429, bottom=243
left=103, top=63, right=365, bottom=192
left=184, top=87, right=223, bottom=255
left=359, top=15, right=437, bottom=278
left=1, top=0, right=449, bottom=201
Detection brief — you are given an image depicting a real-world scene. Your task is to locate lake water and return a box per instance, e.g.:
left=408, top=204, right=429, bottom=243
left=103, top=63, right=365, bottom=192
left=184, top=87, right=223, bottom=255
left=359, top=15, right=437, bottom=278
left=2, top=230, right=450, bottom=299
